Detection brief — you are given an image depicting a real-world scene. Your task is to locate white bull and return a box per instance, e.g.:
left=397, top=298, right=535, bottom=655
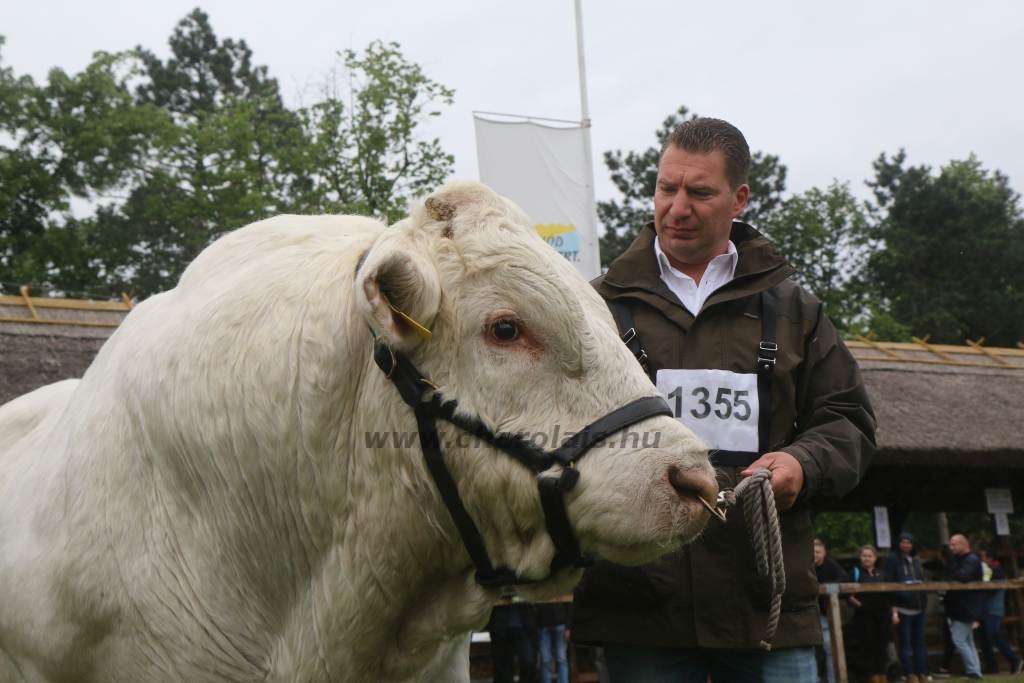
left=0, top=182, right=716, bottom=682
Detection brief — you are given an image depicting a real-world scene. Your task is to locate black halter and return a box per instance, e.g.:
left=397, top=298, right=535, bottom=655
left=372, top=339, right=672, bottom=588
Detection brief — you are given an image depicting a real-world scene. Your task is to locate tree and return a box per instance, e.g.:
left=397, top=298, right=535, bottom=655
left=1, top=10, right=457, bottom=299
left=813, top=511, right=873, bottom=555
left=597, top=105, right=787, bottom=266
left=0, top=38, right=162, bottom=295
left=0, top=43, right=62, bottom=290
left=85, top=13, right=452, bottom=297
left=866, top=151, right=1024, bottom=346
left=290, top=41, right=454, bottom=223
left=80, top=9, right=303, bottom=296
left=763, top=181, right=873, bottom=334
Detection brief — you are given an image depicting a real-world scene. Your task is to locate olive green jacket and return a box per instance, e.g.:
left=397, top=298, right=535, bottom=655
left=571, top=222, right=876, bottom=650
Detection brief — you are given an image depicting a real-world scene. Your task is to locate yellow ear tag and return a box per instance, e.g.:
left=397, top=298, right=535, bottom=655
left=381, top=293, right=433, bottom=342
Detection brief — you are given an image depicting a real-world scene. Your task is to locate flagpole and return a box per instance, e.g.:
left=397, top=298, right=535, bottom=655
left=574, top=0, right=601, bottom=270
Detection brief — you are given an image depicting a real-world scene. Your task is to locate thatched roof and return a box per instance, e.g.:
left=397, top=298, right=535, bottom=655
left=825, top=340, right=1024, bottom=511
left=850, top=340, right=1024, bottom=465
left=2, top=294, right=1022, bottom=510
left=0, top=292, right=130, bottom=406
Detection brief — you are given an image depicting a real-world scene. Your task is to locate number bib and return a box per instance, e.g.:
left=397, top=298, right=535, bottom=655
left=656, top=369, right=760, bottom=452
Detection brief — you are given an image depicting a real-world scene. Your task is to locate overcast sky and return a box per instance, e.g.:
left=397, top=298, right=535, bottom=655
left=3, top=0, right=1023, bottom=207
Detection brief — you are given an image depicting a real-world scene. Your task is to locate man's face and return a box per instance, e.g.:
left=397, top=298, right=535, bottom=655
left=653, top=146, right=749, bottom=271
left=899, top=538, right=913, bottom=555
left=813, top=544, right=826, bottom=566
left=949, top=535, right=969, bottom=556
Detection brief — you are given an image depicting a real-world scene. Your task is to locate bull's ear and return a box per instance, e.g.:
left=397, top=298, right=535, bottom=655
left=355, top=241, right=441, bottom=352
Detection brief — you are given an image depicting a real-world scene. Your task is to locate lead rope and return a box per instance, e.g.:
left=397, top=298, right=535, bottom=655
left=715, top=468, right=786, bottom=651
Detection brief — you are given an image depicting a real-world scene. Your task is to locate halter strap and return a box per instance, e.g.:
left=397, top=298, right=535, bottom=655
left=372, top=338, right=672, bottom=587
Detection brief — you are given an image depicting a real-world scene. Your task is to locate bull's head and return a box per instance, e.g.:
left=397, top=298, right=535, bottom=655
left=354, top=182, right=717, bottom=595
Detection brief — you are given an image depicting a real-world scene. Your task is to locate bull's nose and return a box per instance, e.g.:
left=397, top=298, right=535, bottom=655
left=667, top=465, right=719, bottom=508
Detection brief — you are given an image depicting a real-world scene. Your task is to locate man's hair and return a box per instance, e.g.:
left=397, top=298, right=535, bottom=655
left=662, top=117, right=751, bottom=189
left=813, top=538, right=826, bottom=549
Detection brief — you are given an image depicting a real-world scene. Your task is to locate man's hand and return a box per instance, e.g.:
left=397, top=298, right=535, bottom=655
left=741, top=451, right=805, bottom=510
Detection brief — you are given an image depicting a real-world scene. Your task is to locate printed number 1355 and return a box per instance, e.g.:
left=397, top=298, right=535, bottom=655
left=667, top=386, right=751, bottom=421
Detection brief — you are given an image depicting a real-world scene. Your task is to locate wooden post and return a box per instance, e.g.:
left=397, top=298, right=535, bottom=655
left=937, top=512, right=950, bottom=545
left=1003, top=535, right=1024, bottom=654
left=827, top=587, right=848, bottom=683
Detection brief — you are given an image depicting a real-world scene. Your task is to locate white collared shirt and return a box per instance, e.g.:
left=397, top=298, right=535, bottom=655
left=654, top=238, right=738, bottom=315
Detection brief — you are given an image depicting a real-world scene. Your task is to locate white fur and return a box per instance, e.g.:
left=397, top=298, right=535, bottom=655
left=0, top=182, right=714, bottom=682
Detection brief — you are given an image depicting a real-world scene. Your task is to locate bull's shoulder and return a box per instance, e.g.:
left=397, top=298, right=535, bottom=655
left=0, top=379, right=78, bottom=457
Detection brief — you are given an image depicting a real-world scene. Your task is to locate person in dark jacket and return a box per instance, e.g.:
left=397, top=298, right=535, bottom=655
left=814, top=538, right=847, bottom=683
left=946, top=534, right=985, bottom=679
left=850, top=544, right=897, bottom=683
left=977, top=549, right=1023, bottom=674
left=488, top=602, right=539, bottom=683
left=570, top=117, right=877, bottom=683
left=883, top=531, right=929, bottom=682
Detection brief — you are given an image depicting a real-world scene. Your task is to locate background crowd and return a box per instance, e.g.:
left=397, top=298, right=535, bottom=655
left=815, top=533, right=1023, bottom=683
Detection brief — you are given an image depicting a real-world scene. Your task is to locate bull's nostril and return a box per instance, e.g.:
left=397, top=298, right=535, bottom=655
left=667, top=465, right=719, bottom=507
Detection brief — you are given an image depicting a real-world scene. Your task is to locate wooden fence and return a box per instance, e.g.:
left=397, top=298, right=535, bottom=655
left=820, top=579, right=1024, bottom=683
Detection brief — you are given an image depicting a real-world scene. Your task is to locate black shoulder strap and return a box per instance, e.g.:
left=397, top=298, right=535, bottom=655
left=607, top=299, right=651, bottom=378
left=756, top=288, right=778, bottom=453
left=708, top=288, right=778, bottom=467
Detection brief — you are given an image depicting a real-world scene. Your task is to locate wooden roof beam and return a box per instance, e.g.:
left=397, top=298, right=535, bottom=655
left=967, top=338, right=1011, bottom=366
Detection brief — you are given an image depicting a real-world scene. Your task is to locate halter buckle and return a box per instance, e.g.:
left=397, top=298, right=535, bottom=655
left=559, top=464, right=580, bottom=491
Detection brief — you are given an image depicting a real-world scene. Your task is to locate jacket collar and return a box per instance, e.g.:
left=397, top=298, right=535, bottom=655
left=598, top=221, right=796, bottom=329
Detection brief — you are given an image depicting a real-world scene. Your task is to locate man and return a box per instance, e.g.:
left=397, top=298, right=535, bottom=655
left=571, top=117, right=877, bottom=682
left=977, top=549, right=1023, bottom=675
left=488, top=602, right=539, bottom=683
left=945, top=534, right=985, bottom=680
left=883, top=532, right=929, bottom=683
left=814, top=539, right=847, bottom=683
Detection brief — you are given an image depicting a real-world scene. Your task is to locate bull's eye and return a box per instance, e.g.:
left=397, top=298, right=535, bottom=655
left=490, top=319, right=520, bottom=342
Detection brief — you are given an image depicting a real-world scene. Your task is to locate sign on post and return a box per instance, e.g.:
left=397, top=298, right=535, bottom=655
left=874, top=506, right=891, bottom=548
left=985, top=488, right=1014, bottom=514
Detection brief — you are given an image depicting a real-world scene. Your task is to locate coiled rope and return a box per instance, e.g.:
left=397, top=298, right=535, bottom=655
left=717, top=468, right=786, bottom=651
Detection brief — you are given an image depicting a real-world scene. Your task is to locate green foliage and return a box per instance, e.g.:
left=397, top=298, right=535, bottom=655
left=597, top=105, right=788, bottom=266
left=290, top=41, right=454, bottom=223
left=0, top=39, right=163, bottom=295
left=0, top=11, right=455, bottom=298
left=763, top=181, right=873, bottom=334
left=813, top=511, right=874, bottom=555
left=135, top=9, right=281, bottom=118
left=866, top=150, right=1024, bottom=346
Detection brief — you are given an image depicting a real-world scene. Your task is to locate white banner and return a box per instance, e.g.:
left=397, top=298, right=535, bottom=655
left=474, top=116, right=601, bottom=279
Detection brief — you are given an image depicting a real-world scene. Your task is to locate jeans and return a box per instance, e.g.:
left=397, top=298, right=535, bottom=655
left=490, top=610, right=537, bottom=683
left=897, top=610, right=929, bottom=676
left=978, top=613, right=1022, bottom=673
left=819, top=614, right=836, bottom=683
left=949, top=619, right=982, bottom=677
left=603, top=643, right=818, bottom=683
left=538, top=625, right=569, bottom=683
